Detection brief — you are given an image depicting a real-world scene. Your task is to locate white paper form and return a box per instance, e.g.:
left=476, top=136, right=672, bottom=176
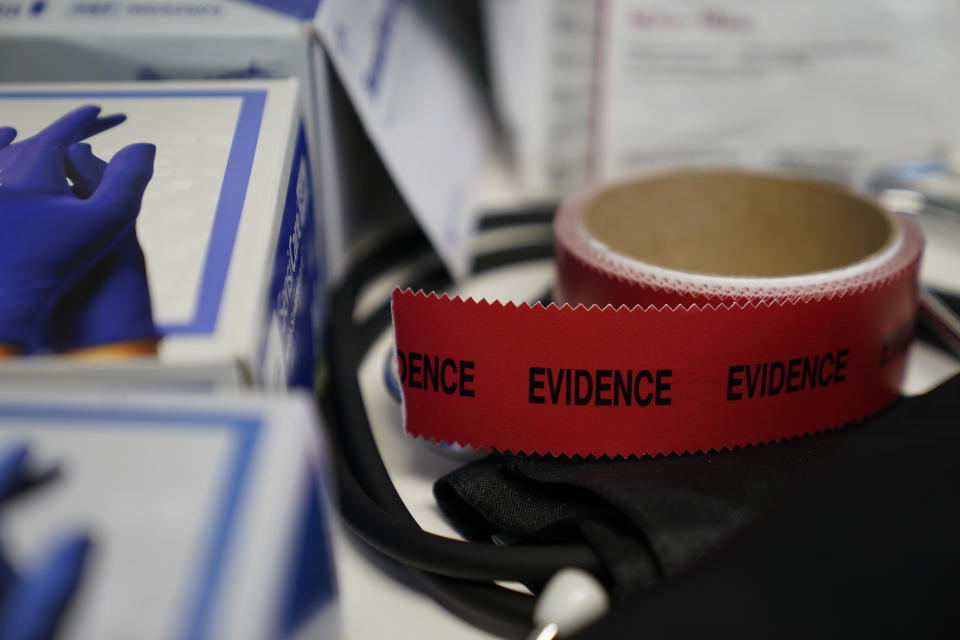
left=593, top=0, right=960, bottom=185
left=315, top=0, right=491, bottom=279
left=483, top=0, right=596, bottom=193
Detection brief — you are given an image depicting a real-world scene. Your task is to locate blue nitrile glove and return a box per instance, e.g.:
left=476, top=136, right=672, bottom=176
left=0, top=445, right=32, bottom=503
left=0, top=105, right=155, bottom=351
left=42, top=141, right=157, bottom=351
left=0, top=534, right=91, bottom=640
left=0, top=444, right=90, bottom=640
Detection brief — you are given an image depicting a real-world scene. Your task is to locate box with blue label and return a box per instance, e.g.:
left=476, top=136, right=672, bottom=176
left=0, top=0, right=494, bottom=284
left=0, top=80, right=320, bottom=388
left=0, top=0, right=335, bottom=283
left=0, top=390, right=338, bottom=639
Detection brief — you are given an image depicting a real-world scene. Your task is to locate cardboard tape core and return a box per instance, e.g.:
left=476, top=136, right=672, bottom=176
left=581, top=171, right=895, bottom=277
left=392, top=170, right=923, bottom=457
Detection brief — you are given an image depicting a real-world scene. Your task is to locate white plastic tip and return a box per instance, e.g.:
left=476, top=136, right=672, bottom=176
left=532, top=568, right=610, bottom=637
left=528, top=622, right=560, bottom=640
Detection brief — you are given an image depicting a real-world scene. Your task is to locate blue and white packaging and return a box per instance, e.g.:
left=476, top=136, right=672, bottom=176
left=0, top=0, right=321, bottom=186
left=0, top=390, right=338, bottom=639
left=0, top=0, right=334, bottom=305
left=0, top=0, right=495, bottom=283
left=0, top=80, right=320, bottom=388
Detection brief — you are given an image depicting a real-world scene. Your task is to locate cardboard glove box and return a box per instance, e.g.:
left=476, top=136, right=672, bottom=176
left=0, top=0, right=494, bottom=286
left=0, top=390, right=338, bottom=639
left=0, top=0, right=342, bottom=282
left=0, top=79, right=321, bottom=388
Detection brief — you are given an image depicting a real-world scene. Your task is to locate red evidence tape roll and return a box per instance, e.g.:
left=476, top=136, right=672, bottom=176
left=391, top=171, right=923, bottom=457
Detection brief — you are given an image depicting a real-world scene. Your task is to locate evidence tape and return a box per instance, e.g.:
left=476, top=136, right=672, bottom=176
left=391, top=171, right=923, bottom=457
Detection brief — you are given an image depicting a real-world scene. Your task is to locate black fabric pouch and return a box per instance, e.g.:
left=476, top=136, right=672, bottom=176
left=435, top=373, right=960, bottom=637
left=435, top=426, right=846, bottom=595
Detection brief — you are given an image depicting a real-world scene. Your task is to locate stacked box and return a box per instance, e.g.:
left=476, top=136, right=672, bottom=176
left=0, top=80, right=320, bottom=389
left=0, top=391, right=338, bottom=639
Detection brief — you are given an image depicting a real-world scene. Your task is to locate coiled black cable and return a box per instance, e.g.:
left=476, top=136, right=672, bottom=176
left=320, top=213, right=604, bottom=638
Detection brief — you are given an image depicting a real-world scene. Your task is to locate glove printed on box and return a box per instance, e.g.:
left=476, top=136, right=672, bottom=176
left=0, top=443, right=90, bottom=640
left=0, top=105, right=156, bottom=354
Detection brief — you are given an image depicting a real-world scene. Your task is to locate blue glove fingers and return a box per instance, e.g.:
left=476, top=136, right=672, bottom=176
left=65, top=143, right=107, bottom=199
left=48, top=144, right=157, bottom=350
left=62, top=143, right=155, bottom=248
left=78, top=113, right=126, bottom=143
left=85, top=142, right=155, bottom=215
left=0, top=127, right=15, bottom=149
left=0, top=106, right=103, bottom=194
left=44, top=230, right=156, bottom=351
left=0, top=533, right=91, bottom=640
left=0, top=444, right=28, bottom=501
left=2, top=109, right=122, bottom=154
left=31, top=105, right=102, bottom=144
